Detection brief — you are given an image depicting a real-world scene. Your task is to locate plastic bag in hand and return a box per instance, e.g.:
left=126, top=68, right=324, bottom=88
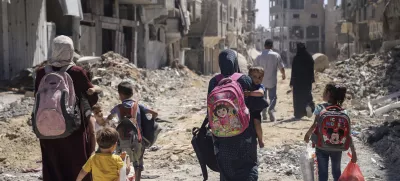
left=339, top=153, right=365, bottom=181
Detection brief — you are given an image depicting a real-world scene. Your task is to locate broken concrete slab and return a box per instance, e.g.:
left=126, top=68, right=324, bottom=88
left=313, top=53, right=330, bottom=73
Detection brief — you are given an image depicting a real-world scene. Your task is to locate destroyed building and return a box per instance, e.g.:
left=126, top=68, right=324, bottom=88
left=0, top=0, right=83, bottom=80
left=324, top=0, right=342, bottom=60
left=269, top=0, right=325, bottom=66
left=254, top=26, right=271, bottom=51
left=184, top=0, right=257, bottom=74
left=0, top=0, right=193, bottom=80
left=333, top=0, right=400, bottom=59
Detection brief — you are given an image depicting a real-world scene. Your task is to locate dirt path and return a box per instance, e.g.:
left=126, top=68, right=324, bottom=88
left=0, top=70, right=390, bottom=181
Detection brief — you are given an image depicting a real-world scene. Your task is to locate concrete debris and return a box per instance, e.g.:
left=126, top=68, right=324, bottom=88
left=313, top=53, right=330, bottom=73
left=258, top=144, right=304, bottom=179
left=368, top=91, right=400, bottom=116
left=0, top=97, right=34, bottom=122
left=361, top=121, right=400, bottom=169
left=325, top=47, right=400, bottom=109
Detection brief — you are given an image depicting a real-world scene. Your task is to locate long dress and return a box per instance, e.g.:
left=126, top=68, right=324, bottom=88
left=35, top=66, right=98, bottom=181
left=290, top=44, right=315, bottom=119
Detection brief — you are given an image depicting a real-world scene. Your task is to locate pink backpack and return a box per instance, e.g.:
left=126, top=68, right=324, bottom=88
left=33, top=65, right=81, bottom=139
left=207, top=73, right=250, bottom=137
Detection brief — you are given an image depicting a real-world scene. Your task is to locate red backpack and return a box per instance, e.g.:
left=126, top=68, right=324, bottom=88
left=313, top=106, right=351, bottom=151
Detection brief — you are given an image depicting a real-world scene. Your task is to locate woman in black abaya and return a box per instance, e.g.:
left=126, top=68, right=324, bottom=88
left=290, top=43, right=315, bottom=119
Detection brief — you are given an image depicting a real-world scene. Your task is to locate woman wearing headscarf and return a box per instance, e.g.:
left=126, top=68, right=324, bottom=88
left=208, top=49, right=258, bottom=181
left=290, top=42, right=315, bottom=120
left=34, top=36, right=98, bottom=181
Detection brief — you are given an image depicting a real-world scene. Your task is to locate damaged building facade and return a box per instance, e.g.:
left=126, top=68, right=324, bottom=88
left=184, top=0, right=257, bottom=74
left=255, top=26, right=271, bottom=51
left=269, top=0, right=325, bottom=66
left=0, top=0, right=192, bottom=80
left=0, top=0, right=83, bottom=80
left=332, top=0, right=400, bottom=60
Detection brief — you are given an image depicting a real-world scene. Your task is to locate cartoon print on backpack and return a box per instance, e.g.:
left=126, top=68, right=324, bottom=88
left=324, top=128, right=345, bottom=144
left=207, top=73, right=250, bottom=137
left=211, top=101, right=242, bottom=136
left=319, top=114, right=350, bottom=150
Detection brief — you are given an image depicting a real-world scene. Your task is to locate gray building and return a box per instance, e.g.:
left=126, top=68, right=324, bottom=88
left=269, top=0, right=325, bottom=65
left=324, top=0, right=342, bottom=60
left=0, top=0, right=192, bottom=80
left=184, top=0, right=257, bottom=74
left=254, top=26, right=271, bottom=51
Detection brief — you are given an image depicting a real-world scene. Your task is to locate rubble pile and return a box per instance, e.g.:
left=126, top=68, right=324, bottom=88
left=326, top=47, right=400, bottom=102
left=258, top=144, right=303, bottom=179
left=85, top=52, right=204, bottom=109
left=0, top=97, right=34, bottom=122
left=361, top=120, right=400, bottom=168
left=0, top=51, right=206, bottom=121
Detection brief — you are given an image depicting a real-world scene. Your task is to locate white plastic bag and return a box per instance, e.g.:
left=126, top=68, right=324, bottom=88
left=120, top=159, right=127, bottom=181
left=300, top=144, right=317, bottom=181
left=120, top=155, right=130, bottom=181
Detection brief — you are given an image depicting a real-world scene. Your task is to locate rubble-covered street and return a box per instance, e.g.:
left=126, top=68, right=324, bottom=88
left=0, top=51, right=399, bottom=181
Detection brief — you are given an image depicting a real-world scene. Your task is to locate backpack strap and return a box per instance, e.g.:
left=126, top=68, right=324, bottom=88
left=60, top=65, right=74, bottom=72
left=324, top=105, right=343, bottom=112
left=44, top=65, right=74, bottom=74
left=215, top=74, right=224, bottom=83
left=44, top=65, right=53, bottom=74
left=215, top=73, right=243, bottom=83
left=230, top=73, right=243, bottom=81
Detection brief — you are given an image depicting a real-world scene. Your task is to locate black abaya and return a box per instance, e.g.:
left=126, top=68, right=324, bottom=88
left=290, top=43, right=315, bottom=119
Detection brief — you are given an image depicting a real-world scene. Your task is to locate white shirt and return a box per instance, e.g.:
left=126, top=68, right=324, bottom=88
left=254, top=49, right=285, bottom=88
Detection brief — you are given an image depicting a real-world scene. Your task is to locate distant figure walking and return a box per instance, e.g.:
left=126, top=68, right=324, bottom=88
left=290, top=42, right=315, bottom=120
left=254, top=39, right=286, bottom=121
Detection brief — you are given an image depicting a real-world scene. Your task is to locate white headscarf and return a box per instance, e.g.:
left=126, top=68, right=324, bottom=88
left=49, top=35, right=75, bottom=67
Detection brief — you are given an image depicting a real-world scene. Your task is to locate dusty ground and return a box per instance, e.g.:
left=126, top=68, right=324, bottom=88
left=0, top=69, right=392, bottom=181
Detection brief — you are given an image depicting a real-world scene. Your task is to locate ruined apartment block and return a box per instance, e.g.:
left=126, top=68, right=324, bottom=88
left=0, top=0, right=193, bottom=80
left=269, top=0, right=325, bottom=66
left=185, top=0, right=256, bottom=75
left=81, top=0, right=191, bottom=69
left=324, top=0, right=342, bottom=60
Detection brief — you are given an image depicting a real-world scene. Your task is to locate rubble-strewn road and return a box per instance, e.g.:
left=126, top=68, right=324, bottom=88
left=0, top=57, right=397, bottom=181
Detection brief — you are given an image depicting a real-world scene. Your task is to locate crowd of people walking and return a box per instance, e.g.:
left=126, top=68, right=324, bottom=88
left=31, top=36, right=357, bottom=181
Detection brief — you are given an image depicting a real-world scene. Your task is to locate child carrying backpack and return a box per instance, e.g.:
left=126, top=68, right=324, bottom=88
left=93, top=81, right=158, bottom=181
left=304, top=83, right=358, bottom=181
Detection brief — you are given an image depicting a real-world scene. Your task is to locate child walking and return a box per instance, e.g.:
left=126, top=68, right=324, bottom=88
left=76, top=127, right=126, bottom=181
left=304, top=83, right=358, bottom=181
left=245, top=67, right=269, bottom=148
left=94, top=81, right=158, bottom=181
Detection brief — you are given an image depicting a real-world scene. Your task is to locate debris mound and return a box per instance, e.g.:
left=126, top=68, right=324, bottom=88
left=326, top=47, right=400, bottom=101
left=361, top=120, right=400, bottom=167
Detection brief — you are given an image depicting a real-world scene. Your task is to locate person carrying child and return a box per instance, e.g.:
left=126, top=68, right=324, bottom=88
left=76, top=127, right=127, bottom=181
left=244, top=66, right=269, bottom=148
left=304, top=83, right=358, bottom=181
left=93, top=81, right=158, bottom=181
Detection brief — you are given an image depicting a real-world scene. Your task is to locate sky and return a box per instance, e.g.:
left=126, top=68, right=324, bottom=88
left=256, top=0, right=329, bottom=28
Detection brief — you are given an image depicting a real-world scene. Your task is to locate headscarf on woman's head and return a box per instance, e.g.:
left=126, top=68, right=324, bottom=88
left=291, top=42, right=315, bottom=85
left=218, top=49, right=241, bottom=76
left=49, top=35, right=75, bottom=67
left=296, top=42, right=307, bottom=54
left=295, top=42, right=313, bottom=63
